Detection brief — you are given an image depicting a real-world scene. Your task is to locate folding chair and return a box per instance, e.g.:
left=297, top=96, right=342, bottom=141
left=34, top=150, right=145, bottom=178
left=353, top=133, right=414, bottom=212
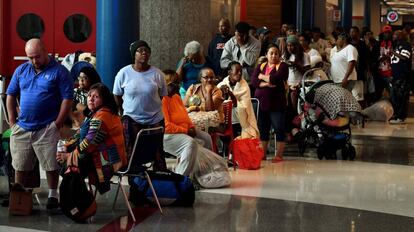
left=251, top=98, right=260, bottom=121
left=211, top=101, right=234, bottom=169
left=112, top=126, right=164, bottom=222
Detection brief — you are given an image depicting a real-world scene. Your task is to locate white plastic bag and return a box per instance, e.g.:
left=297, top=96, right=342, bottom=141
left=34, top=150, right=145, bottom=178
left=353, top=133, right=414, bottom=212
left=362, top=100, right=394, bottom=121
left=192, top=147, right=231, bottom=189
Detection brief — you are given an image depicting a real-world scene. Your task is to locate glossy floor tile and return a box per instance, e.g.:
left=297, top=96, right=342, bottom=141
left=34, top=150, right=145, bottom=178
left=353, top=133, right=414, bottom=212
left=2, top=103, right=414, bottom=231
left=134, top=192, right=414, bottom=232
left=202, top=160, right=414, bottom=218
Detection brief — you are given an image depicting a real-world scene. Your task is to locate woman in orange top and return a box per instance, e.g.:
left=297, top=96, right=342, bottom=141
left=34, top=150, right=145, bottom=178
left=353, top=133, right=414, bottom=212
left=162, top=70, right=212, bottom=176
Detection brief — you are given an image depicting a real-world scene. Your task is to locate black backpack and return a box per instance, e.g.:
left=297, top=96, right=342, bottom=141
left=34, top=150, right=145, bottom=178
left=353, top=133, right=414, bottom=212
left=59, top=167, right=97, bottom=223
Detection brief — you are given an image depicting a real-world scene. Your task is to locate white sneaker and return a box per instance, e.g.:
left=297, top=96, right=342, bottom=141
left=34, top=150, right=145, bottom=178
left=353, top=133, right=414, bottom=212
left=389, top=118, right=406, bottom=124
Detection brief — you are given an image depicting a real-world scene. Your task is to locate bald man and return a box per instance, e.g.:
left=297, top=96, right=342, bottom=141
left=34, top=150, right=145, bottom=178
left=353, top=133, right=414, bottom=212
left=208, top=17, right=232, bottom=80
left=6, top=38, right=73, bottom=211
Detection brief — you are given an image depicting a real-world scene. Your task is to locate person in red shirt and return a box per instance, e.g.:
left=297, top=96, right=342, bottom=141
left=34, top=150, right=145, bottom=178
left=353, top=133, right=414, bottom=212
left=162, top=70, right=212, bottom=176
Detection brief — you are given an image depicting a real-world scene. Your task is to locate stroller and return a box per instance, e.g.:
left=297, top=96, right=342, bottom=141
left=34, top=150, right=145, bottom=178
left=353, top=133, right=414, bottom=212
left=293, top=68, right=362, bottom=160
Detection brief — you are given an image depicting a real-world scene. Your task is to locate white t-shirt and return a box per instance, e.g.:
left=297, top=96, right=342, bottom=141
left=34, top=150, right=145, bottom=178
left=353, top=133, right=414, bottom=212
left=113, top=65, right=167, bottom=124
left=330, top=44, right=358, bottom=84
left=287, top=53, right=310, bottom=86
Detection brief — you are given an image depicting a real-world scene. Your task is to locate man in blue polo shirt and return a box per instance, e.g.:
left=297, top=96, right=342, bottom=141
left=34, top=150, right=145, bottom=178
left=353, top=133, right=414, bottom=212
left=6, top=38, right=73, bottom=210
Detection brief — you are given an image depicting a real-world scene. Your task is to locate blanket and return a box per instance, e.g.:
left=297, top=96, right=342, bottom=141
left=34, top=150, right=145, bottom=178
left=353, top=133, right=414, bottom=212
left=218, top=77, right=259, bottom=138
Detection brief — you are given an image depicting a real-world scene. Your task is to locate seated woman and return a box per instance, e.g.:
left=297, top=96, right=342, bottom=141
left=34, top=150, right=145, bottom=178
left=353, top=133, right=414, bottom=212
left=162, top=70, right=213, bottom=176
left=217, top=61, right=260, bottom=139
left=72, top=67, right=102, bottom=128
left=57, top=83, right=127, bottom=193
left=183, top=67, right=225, bottom=131
left=176, top=41, right=210, bottom=99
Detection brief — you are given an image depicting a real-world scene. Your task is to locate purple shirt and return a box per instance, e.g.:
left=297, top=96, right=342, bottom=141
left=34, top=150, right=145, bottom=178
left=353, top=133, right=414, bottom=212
left=251, top=62, right=288, bottom=112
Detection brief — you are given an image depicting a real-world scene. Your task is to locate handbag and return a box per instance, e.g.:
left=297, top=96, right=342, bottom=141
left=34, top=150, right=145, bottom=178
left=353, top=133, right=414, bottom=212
left=230, top=138, right=264, bottom=170
left=59, top=153, right=97, bottom=223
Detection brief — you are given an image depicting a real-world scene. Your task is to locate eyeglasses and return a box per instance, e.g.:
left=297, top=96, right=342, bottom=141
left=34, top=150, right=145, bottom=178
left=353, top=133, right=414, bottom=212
left=202, top=76, right=215, bottom=81
left=136, top=48, right=150, bottom=54
left=78, top=76, right=89, bottom=81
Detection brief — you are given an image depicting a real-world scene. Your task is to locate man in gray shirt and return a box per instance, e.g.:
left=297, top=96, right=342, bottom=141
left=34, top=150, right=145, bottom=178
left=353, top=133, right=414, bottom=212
left=220, top=21, right=261, bottom=84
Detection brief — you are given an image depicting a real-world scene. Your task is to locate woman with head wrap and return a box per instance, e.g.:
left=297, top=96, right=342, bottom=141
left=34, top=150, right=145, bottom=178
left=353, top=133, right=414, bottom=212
left=176, top=41, right=210, bottom=98
left=113, top=40, right=168, bottom=171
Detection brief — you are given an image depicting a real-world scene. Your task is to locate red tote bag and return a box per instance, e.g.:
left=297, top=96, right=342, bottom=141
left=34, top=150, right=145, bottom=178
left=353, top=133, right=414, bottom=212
left=230, top=138, right=264, bottom=170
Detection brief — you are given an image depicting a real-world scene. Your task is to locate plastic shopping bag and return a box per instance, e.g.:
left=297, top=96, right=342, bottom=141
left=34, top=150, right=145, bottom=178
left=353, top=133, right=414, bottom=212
left=362, top=100, right=394, bottom=121
left=192, top=147, right=231, bottom=189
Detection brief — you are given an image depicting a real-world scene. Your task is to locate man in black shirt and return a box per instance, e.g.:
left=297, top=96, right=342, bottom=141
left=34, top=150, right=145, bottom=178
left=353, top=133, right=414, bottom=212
left=208, top=18, right=232, bottom=81
left=389, top=30, right=412, bottom=124
left=257, top=26, right=271, bottom=56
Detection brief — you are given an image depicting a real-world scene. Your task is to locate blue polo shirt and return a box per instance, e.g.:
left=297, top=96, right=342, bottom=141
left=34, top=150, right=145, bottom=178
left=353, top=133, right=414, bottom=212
left=6, top=58, right=73, bottom=131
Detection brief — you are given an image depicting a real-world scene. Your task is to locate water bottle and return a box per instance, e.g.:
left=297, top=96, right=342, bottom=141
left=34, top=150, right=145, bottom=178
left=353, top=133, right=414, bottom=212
left=57, top=140, right=66, bottom=153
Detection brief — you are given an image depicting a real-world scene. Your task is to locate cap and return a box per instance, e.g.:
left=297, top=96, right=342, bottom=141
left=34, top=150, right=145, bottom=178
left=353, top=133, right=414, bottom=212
left=286, top=35, right=299, bottom=44
left=382, top=25, right=392, bottom=33
left=257, top=26, right=271, bottom=35
left=78, top=52, right=96, bottom=68
left=129, top=40, right=151, bottom=60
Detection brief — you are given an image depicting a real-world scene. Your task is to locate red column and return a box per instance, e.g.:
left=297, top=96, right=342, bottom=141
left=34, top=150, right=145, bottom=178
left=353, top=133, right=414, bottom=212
left=0, top=0, right=11, bottom=76
left=240, top=0, right=247, bottom=21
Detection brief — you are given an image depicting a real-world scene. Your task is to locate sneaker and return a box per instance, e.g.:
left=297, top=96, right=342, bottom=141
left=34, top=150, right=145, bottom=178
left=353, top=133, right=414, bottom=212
left=46, top=197, right=59, bottom=210
left=389, top=118, right=406, bottom=124
left=227, top=160, right=235, bottom=168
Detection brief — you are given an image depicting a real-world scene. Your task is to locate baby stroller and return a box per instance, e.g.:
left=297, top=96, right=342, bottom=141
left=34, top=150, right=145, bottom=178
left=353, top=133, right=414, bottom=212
left=293, top=68, right=362, bottom=160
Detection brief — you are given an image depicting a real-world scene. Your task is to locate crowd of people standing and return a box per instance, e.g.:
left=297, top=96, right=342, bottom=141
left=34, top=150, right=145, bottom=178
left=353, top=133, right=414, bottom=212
left=4, top=17, right=413, bottom=219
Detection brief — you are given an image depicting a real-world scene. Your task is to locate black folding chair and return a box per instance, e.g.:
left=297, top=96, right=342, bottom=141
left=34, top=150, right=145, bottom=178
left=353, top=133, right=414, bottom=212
left=112, top=126, right=164, bottom=222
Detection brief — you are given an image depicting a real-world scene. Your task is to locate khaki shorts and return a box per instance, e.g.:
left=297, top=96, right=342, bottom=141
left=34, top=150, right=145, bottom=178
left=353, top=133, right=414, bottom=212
left=10, top=122, right=60, bottom=171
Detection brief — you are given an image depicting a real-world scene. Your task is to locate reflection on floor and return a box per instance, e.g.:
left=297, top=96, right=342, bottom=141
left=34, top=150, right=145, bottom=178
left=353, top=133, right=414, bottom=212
left=2, top=120, right=414, bottom=231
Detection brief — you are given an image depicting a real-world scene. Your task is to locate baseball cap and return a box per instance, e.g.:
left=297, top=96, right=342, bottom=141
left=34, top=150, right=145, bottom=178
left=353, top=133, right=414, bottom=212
left=382, top=25, right=392, bottom=33
left=257, top=26, right=271, bottom=35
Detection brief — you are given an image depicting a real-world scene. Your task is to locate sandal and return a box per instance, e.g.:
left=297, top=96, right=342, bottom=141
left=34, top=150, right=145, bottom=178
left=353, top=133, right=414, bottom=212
left=271, top=156, right=283, bottom=163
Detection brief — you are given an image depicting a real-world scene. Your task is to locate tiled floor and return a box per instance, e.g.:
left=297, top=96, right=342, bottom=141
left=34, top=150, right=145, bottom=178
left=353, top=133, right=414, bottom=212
left=2, top=113, right=414, bottom=231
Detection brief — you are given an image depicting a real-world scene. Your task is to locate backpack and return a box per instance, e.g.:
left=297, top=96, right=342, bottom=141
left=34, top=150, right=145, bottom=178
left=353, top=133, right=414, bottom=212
left=129, top=170, right=195, bottom=207
left=59, top=167, right=97, bottom=223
